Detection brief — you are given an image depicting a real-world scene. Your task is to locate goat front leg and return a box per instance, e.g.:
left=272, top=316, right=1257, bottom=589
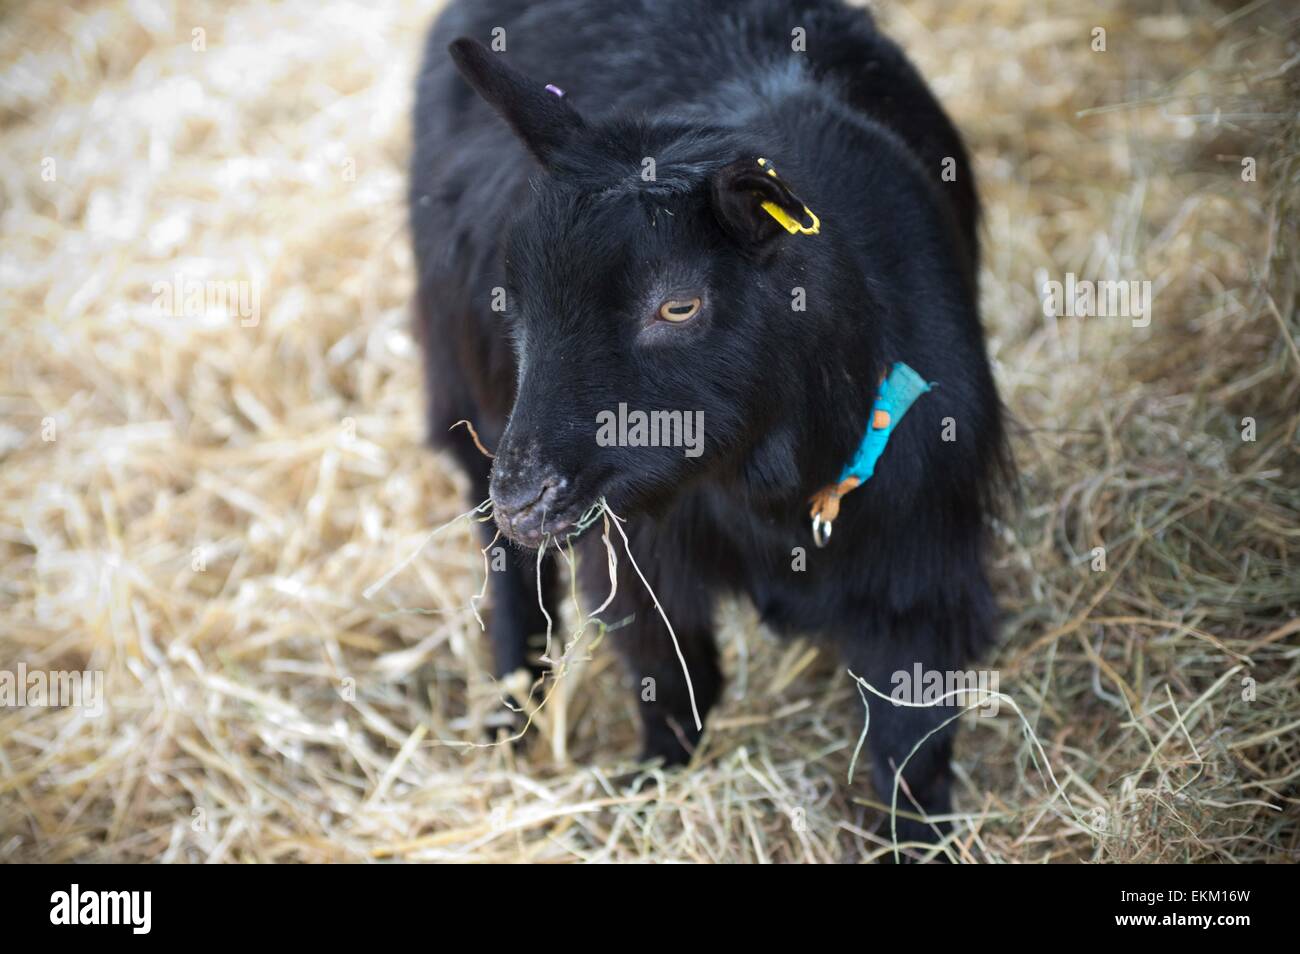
left=840, top=594, right=995, bottom=859
left=578, top=521, right=722, bottom=766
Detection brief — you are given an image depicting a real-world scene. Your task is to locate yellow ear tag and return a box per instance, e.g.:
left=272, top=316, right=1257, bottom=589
left=756, top=158, right=820, bottom=235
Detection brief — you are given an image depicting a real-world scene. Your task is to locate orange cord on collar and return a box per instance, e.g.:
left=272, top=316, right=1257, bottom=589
left=808, top=475, right=861, bottom=526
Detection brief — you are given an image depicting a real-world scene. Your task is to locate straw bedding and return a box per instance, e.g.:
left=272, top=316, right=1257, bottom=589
left=1, top=0, right=1297, bottom=862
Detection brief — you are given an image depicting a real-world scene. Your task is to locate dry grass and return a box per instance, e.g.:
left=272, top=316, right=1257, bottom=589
left=1, top=0, right=1297, bottom=862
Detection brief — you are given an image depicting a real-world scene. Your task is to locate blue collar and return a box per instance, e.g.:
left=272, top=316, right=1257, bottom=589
left=809, top=361, right=932, bottom=546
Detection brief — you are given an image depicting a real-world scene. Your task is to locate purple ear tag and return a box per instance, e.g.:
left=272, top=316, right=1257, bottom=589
left=544, top=84, right=565, bottom=97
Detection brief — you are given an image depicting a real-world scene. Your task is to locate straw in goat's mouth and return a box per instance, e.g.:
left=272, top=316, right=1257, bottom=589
left=364, top=495, right=703, bottom=751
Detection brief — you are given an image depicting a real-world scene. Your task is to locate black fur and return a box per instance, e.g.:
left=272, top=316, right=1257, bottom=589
left=410, top=0, right=1008, bottom=851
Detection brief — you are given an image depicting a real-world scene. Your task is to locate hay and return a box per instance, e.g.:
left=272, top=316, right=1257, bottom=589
left=1, top=0, right=1297, bottom=862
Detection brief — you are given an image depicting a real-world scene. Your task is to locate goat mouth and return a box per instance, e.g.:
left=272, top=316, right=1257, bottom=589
left=491, top=498, right=599, bottom=550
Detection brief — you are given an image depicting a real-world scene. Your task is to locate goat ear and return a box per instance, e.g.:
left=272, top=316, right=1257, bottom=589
left=448, top=38, right=585, bottom=166
left=710, top=158, right=815, bottom=249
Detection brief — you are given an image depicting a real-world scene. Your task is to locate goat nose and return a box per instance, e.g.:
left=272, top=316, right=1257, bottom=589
left=491, top=474, right=566, bottom=544
left=494, top=478, right=555, bottom=516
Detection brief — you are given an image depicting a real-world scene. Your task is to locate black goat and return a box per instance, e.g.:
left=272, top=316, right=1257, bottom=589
left=410, top=0, right=1008, bottom=851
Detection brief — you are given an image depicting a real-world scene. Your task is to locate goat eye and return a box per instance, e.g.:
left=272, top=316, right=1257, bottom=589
left=657, top=297, right=701, bottom=323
